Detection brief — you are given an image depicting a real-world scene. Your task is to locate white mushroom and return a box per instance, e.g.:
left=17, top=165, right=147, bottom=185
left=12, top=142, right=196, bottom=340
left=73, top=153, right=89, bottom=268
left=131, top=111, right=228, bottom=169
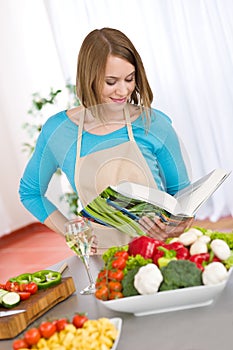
left=210, top=239, right=231, bottom=261
left=178, top=231, right=198, bottom=246
left=190, top=240, right=208, bottom=256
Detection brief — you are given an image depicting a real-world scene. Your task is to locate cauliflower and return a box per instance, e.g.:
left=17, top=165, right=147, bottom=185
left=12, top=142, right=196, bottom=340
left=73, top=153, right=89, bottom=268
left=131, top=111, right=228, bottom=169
left=134, top=263, right=163, bottom=295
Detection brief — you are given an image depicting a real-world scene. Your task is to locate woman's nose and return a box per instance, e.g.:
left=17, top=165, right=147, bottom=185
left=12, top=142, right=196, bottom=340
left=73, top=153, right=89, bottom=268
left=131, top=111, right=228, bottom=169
left=115, top=82, right=129, bottom=96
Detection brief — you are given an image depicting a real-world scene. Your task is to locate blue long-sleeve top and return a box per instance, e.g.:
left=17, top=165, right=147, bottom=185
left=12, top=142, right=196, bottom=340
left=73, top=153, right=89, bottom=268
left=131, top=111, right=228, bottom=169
left=19, top=108, right=190, bottom=222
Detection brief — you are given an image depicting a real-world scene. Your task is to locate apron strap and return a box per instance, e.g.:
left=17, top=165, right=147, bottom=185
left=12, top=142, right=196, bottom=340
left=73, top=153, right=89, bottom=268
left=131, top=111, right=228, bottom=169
left=76, top=105, right=135, bottom=163
left=124, top=105, right=135, bottom=142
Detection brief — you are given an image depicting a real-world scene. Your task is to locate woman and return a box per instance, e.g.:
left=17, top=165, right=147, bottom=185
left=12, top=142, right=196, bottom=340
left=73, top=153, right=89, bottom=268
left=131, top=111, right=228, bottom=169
left=19, top=28, right=193, bottom=251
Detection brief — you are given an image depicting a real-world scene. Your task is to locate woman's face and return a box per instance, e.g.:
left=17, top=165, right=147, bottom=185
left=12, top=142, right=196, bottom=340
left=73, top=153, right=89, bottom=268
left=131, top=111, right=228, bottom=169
left=100, top=55, right=136, bottom=106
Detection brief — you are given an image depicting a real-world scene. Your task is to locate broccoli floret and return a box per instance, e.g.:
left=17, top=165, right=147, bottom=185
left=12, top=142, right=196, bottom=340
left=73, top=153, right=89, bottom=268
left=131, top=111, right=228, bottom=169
left=122, top=266, right=140, bottom=297
left=159, top=260, right=202, bottom=291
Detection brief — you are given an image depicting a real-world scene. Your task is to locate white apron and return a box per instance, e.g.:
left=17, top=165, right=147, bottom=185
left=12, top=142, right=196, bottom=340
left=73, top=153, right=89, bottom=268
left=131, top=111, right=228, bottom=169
left=74, top=106, right=158, bottom=253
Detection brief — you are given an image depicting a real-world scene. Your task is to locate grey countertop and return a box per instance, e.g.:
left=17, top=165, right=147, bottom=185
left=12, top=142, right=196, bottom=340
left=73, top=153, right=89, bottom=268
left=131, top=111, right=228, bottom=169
left=1, top=255, right=233, bottom=350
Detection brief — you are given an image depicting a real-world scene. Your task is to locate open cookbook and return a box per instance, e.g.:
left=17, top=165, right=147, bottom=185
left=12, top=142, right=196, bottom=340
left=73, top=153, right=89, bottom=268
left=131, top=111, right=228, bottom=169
left=80, top=168, right=230, bottom=234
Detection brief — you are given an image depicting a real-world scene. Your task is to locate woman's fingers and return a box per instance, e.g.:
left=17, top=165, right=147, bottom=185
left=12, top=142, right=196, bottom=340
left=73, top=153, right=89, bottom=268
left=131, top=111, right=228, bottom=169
left=138, top=215, right=194, bottom=240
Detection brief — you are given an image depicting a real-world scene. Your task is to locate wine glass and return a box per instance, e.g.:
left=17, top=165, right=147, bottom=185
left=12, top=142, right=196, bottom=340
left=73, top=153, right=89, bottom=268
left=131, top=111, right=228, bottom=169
left=65, top=217, right=96, bottom=295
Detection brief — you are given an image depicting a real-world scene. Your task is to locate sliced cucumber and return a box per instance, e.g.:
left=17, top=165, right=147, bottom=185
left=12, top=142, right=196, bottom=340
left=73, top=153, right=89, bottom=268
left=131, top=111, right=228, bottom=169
left=0, top=289, right=8, bottom=303
left=1, top=292, right=20, bottom=308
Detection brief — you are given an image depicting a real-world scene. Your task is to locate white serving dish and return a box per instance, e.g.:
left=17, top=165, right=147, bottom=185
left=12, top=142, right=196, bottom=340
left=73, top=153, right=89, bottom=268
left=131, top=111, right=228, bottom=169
left=99, top=273, right=231, bottom=317
left=110, top=318, right=122, bottom=349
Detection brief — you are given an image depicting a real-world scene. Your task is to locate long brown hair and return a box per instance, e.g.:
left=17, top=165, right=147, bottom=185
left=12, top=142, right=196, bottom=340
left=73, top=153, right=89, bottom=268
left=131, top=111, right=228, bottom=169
left=76, top=28, right=153, bottom=123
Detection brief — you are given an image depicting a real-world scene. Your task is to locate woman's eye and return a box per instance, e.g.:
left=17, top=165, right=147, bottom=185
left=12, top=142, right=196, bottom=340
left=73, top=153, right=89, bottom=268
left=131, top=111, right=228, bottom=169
left=125, top=78, right=134, bottom=83
left=106, top=81, right=116, bottom=86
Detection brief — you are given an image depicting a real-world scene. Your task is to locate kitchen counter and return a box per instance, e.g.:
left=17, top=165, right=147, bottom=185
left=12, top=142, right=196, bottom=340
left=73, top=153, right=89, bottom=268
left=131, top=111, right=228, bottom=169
left=1, top=254, right=233, bottom=350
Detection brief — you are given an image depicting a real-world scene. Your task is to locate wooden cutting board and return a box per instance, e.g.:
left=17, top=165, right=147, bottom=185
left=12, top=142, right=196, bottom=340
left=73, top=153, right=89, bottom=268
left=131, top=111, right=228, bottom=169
left=0, top=276, right=76, bottom=339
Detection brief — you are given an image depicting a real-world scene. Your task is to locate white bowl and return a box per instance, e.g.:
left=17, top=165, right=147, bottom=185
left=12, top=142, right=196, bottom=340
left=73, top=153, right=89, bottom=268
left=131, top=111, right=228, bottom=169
left=110, top=318, right=122, bottom=349
left=99, top=271, right=231, bottom=317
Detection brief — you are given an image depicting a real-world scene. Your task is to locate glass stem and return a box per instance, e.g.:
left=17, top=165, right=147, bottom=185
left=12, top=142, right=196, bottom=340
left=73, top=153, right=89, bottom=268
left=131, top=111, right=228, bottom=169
left=83, top=256, right=95, bottom=285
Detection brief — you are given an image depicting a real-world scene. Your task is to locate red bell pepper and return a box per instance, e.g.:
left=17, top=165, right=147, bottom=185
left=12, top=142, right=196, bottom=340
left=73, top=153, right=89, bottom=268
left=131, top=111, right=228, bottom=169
left=153, top=241, right=189, bottom=266
left=165, top=242, right=190, bottom=260
left=189, top=253, right=210, bottom=271
left=128, top=236, right=164, bottom=259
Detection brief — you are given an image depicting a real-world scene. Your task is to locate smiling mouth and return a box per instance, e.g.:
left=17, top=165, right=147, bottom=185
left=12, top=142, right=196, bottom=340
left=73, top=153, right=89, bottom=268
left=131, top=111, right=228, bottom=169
left=111, top=98, right=127, bottom=103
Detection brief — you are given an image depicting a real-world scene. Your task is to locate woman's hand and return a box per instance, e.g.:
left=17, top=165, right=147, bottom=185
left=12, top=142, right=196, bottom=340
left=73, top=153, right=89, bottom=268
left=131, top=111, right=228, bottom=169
left=139, top=215, right=194, bottom=241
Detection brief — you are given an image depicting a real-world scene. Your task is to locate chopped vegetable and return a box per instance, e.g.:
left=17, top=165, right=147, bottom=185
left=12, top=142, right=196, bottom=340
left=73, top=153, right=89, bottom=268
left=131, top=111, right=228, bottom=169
left=202, top=262, right=228, bottom=285
left=159, top=260, right=203, bottom=291
left=31, top=270, right=61, bottom=289
left=0, top=291, right=20, bottom=308
left=15, top=273, right=32, bottom=284
left=134, top=264, right=163, bottom=294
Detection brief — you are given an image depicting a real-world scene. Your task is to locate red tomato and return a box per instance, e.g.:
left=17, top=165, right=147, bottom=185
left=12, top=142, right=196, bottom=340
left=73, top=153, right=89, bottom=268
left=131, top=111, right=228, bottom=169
left=112, top=257, right=126, bottom=270
left=97, top=269, right=108, bottom=280
left=108, top=269, right=124, bottom=281
left=39, top=321, right=56, bottom=339
left=19, top=283, right=27, bottom=292
left=18, top=292, right=31, bottom=301
left=114, top=251, right=129, bottom=260
left=25, top=282, right=38, bottom=295
left=12, top=338, right=29, bottom=350
left=95, top=278, right=108, bottom=289
left=108, top=281, right=122, bottom=292
left=109, top=291, right=123, bottom=300
left=72, top=314, right=88, bottom=328
left=5, top=281, right=19, bottom=292
left=24, top=328, right=41, bottom=345
left=0, top=283, right=6, bottom=289
left=95, top=285, right=109, bottom=300
left=55, top=318, right=69, bottom=331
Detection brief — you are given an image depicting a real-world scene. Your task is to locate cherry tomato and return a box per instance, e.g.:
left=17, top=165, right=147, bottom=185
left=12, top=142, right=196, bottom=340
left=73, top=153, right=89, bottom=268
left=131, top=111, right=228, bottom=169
left=0, top=283, right=6, bottom=289
left=5, top=281, right=19, bottom=292
left=108, top=281, right=122, bottom=292
left=72, top=314, right=88, bottom=328
left=112, top=257, right=126, bottom=270
left=18, top=291, right=31, bottom=301
left=95, top=285, right=109, bottom=300
left=109, top=291, right=123, bottom=300
left=39, top=321, right=56, bottom=339
left=24, top=328, right=41, bottom=345
left=25, top=282, right=38, bottom=295
left=19, top=283, right=27, bottom=292
left=108, top=269, right=124, bottom=281
left=55, top=318, right=69, bottom=331
left=114, top=251, right=129, bottom=260
left=95, top=278, right=108, bottom=289
left=97, top=269, right=108, bottom=280
left=12, top=338, right=29, bottom=350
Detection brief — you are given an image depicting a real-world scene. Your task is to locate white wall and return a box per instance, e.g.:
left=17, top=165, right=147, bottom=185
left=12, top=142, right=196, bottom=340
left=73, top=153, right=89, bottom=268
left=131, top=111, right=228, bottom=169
left=0, top=0, right=65, bottom=235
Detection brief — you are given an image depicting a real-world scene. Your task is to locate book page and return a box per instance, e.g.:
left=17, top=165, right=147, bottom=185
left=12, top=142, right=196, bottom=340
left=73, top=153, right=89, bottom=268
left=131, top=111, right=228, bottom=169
left=113, top=182, right=181, bottom=215
left=174, top=169, right=230, bottom=215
